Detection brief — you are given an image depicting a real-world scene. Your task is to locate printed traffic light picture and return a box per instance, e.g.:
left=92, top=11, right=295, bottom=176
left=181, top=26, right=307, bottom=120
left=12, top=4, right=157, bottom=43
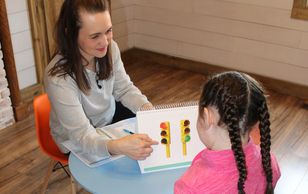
left=180, top=119, right=191, bottom=156
left=159, top=119, right=192, bottom=158
left=137, top=104, right=204, bottom=173
left=160, top=121, right=171, bottom=158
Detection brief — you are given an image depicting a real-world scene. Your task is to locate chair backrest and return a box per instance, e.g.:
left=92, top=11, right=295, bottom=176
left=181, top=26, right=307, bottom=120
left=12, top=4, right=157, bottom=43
left=33, top=94, right=68, bottom=164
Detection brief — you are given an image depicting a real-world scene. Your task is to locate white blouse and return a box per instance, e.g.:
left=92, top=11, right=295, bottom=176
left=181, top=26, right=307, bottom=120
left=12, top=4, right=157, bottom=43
left=44, top=40, right=149, bottom=157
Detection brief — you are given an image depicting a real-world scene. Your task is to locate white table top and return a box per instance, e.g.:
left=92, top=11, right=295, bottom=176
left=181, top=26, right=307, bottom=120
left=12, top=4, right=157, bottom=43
left=69, top=154, right=188, bottom=194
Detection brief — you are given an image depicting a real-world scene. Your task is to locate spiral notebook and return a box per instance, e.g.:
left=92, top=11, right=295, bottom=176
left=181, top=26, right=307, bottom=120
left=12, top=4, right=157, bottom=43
left=136, top=102, right=205, bottom=173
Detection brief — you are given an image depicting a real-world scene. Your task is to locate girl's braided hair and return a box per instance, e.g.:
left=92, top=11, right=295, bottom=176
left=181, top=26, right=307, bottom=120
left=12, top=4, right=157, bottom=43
left=199, top=71, right=273, bottom=194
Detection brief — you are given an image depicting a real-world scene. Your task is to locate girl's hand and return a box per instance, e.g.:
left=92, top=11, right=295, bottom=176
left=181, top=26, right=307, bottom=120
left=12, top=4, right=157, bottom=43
left=107, top=134, right=158, bottom=160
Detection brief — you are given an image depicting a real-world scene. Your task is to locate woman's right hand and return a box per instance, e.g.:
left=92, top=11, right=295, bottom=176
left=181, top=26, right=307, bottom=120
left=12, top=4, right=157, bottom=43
left=107, top=134, right=158, bottom=160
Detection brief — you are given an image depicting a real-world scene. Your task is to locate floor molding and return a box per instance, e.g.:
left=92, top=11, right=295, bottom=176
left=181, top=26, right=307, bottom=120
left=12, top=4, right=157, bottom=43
left=122, top=48, right=308, bottom=102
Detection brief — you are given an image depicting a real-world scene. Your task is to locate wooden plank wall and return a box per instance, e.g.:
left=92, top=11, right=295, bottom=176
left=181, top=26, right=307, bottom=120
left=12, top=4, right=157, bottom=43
left=132, top=0, right=308, bottom=87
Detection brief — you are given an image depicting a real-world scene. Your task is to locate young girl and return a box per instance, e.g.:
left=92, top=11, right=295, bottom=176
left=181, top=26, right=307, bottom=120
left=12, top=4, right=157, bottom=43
left=174, top=71, right=281, bottom=194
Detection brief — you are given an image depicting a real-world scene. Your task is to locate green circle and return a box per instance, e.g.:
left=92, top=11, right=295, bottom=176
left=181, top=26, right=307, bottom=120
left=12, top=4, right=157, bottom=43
left=185, top=135, right=191, bottom=142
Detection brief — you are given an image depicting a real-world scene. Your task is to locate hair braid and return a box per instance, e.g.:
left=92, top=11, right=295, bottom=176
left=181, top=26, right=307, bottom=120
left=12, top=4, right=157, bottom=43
left=258, top=100, right=274, bottom=194
left=221, top=90, right=247, bottom=194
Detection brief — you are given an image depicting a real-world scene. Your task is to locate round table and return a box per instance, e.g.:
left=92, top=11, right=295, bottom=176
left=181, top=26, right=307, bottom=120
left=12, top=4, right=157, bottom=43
left=69, top=154, right=187, bottom=194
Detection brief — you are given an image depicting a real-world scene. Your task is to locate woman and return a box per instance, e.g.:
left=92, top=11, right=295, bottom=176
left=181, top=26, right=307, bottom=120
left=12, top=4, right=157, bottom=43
left=44, top=0, right=157, bottom=160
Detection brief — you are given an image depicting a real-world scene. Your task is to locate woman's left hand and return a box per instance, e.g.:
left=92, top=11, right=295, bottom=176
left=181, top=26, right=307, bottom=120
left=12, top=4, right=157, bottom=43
left=140, top=102, right=154, bottom=110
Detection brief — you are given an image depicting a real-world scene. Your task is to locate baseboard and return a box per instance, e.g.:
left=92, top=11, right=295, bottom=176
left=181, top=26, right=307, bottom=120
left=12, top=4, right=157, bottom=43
left=21, top=83, right=44, bottom=103
left=20, top=83, right=44, bottom=114
left=122, top=48, right=308, bottom=102
left=20, top=49, right=307, bottom=107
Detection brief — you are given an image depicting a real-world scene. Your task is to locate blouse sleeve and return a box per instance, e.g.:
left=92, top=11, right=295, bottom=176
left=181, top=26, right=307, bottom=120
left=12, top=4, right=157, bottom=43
left=111, top=41, right=149, bottom=113
left=45, top=71, right=111, bottom=158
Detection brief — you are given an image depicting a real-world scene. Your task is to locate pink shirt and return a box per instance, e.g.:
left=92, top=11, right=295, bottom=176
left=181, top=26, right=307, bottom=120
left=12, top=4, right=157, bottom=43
left=174, top=141, right=281, bottom=194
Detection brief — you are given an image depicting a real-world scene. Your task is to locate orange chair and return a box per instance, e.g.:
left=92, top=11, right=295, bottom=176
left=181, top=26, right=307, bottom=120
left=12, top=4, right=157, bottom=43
left=33, top=94, right=76, bottom=194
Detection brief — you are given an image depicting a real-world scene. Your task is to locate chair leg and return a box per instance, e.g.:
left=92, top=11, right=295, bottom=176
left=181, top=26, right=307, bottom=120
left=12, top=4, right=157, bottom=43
left=56, top=162, right=71, bottom=177
left=70, top=175, right=77, bottom=194
left=41, top=159, right=57, bottom=194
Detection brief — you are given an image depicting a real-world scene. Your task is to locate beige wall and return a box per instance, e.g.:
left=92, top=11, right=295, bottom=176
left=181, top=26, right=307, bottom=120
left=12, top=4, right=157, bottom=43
left=111, top=0, right=135, bottom=51
left=6, top=0, right=308, bottom=90
left=133, top=0, right=308, bottom=87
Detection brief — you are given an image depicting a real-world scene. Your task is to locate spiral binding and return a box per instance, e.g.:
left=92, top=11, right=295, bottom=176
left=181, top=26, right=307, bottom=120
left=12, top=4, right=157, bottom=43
left=139, top=101, right=198, bottom=111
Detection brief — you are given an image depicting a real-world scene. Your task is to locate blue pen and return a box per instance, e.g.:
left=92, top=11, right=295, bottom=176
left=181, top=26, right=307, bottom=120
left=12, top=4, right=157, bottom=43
left=123, top=129, right=135, bottom=135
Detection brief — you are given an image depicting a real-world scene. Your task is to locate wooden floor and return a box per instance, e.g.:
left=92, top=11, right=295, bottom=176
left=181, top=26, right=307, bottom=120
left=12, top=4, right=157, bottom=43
left=1, top=50, right=308, bottom=194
